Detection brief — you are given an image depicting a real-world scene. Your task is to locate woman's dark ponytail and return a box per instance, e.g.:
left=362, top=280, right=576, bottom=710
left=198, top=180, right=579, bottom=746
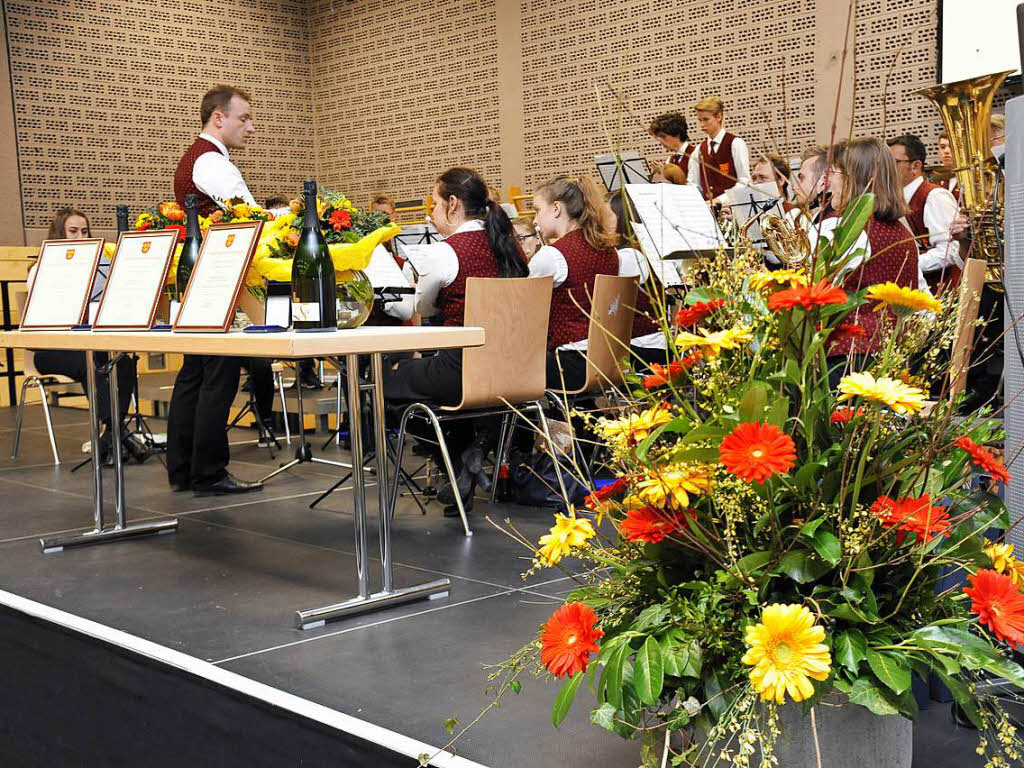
left=436, top=167, right=527, bottom=278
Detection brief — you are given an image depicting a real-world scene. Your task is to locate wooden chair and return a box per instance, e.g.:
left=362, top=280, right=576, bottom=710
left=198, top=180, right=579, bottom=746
left=388, top=276, right=555, bottom=535
left=10, top=290, right=84, bottom=463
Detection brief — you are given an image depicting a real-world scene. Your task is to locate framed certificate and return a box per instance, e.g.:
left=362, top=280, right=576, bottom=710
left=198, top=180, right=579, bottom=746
left=20, top=238, right=104, bottom=330
left=93, top=230, right=178, bottom=330
left=174, top=221, right=263, bottom=332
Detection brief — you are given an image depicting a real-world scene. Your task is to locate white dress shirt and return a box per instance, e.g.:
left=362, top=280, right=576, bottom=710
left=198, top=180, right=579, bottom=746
left=687, top=128, right=751, bottom=198
left=809, top=216, right=929, bottom=293
left=192, top=132, right=256, bottom=207
left=397, top=219, right=486, bottom=319
left=903, top=176, right=961, bottom=274
left=666, top=141, right=692, bottom=167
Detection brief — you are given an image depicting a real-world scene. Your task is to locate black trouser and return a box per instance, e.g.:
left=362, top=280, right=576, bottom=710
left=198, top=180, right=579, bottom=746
left=167, top=354, right=241, bottom=487
left=545, top=348, right=589, bottom=391
left=630, top=344, right=672, bottom=372
left=242, top=358, right=275, bottom=423
left=33, top=350, right=136, bottom=426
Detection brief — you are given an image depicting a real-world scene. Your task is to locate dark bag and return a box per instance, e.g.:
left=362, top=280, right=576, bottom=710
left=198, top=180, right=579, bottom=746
left=511, top=445, right=588, bottom=508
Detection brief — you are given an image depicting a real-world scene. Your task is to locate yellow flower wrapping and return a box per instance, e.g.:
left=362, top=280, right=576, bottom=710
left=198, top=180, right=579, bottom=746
left=249, top=224, right=401, bottom=284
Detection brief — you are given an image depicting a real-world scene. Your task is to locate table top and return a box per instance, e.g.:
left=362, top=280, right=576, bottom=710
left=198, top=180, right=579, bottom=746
left=0, top=325, right=485, bottom=358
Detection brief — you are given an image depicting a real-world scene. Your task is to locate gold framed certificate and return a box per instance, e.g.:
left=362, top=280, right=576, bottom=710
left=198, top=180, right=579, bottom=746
left=20, top=238, right=105, bottom=330
left=93, top=230, right=178, bottom=330
left=174, top=221, right=263, bottom=332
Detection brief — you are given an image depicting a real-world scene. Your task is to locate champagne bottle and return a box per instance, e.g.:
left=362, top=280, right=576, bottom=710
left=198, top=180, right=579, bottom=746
left=176, top=194, right=202, bottom=300
left=291, top=180, right=337, bottom=330
left=115, top=204, right=129, bottom=233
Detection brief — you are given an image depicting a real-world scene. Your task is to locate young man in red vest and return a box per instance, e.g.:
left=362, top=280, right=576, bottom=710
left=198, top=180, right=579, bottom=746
left=649, top=111, right=695, bottom=182
left=166, top=85, right=262, bottom=497
left=687, top=96, right=750, bottom=203
left=887, top=134, right=961, bottom=291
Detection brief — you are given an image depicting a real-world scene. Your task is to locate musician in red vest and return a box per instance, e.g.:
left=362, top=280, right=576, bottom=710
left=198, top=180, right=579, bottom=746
left=936, top=132, right=960, bottom=199
left=166, top=85, right=262, bottom=497
left=688, top=96, right=750, bottom=203
left=649, top=111, right=695, bottom=182
left=887, top=134, right=961, bottom=291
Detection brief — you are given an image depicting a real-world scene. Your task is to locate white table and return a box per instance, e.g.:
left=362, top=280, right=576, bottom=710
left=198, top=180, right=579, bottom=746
left=0, top=326, right=485, bottom=628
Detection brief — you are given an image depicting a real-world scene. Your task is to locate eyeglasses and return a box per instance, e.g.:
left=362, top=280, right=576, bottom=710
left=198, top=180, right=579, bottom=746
left=893, top=159, right=913, bottom=165
left=517, top=233, right=538, bottom=241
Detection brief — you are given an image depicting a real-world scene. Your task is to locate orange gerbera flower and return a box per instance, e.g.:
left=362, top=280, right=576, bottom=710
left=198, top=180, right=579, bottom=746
left=641, top=352, right=702, bottom=389
left=719, top=422, right=797, bottom=483
left=540, top=602, right=604, bottom=679
left=618, top=506, right=692, bottom=544
left=964, top=569, right=1024, bottom=646
left=955, top=437, right=1011, bottom=486
left=767, top=280, right=849, bottom=312
left=829, top=323, right=867, bottom=345
left=675, top=299, right=725, bottom=327
left=583, top=476, right=630, bottom=510
left=870, top=494, right=951, bottom=545
left=830, top=406, right=865, bottom=425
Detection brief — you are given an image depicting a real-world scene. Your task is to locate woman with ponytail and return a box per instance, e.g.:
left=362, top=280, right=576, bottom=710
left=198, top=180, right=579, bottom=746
left=385, top=167, right=526, bottom=515
left=529, top=175, right=620, bottom=390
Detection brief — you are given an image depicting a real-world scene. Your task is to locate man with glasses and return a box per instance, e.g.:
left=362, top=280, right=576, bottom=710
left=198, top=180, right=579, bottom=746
left=511, top=216, right=542, bottom=261
left=887, top=134, right=960, bottom=292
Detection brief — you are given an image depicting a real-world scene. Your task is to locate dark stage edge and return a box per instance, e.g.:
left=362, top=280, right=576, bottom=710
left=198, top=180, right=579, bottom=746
left=0, top=405, right=995, bottom=767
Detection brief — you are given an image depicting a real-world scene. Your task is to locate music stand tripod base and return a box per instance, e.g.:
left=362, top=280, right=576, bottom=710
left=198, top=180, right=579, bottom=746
left=295, top=577, right=451, bottom=629
left=41, top=519, right=178, bottom=553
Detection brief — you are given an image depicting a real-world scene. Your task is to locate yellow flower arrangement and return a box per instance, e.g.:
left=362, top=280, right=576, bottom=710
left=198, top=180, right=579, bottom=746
left=536, top=507, right=596, bottom=566
left=865, top=282, right=942, bottom=316
left=633, top=464, right=713, bottom=510
left=742, top=603, right=832, bottom=703
left=837, top=371, right=927, bottom=415
left=985, top=541, right=1024, bottom=587
left=250, top=224, right=401, bottom=283
left=676, top=326, right=752, bottom=357
left=749, top=269, right=807, bottom=292
left=595, top=406, right=673, bottom=448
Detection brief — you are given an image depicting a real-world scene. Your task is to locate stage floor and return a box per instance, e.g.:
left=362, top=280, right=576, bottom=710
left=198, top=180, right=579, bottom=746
left=0, top=404, right=993, bottom=767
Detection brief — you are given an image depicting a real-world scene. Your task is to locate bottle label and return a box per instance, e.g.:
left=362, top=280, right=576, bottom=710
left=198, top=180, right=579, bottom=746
left=292, top=302, right=321, bottom=322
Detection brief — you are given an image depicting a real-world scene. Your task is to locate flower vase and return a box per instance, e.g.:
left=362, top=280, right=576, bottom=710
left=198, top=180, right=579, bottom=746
left=335, top=269, right=373, bottom=329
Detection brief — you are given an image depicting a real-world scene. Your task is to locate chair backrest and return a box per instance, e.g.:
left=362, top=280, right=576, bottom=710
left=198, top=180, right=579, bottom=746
left=552, top=274, right=638, bottom=396
left=446, top=276, right=553, bottom=410
left=949, top=258, right=987, bottom=399
left=13, top=289, right=38, bottom=376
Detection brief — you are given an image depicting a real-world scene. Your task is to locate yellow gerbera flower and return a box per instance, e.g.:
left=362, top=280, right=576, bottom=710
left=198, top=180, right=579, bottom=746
left=749, top=269, right=807, bottom=292
left=742, top=603, right=832, bottom=703
left=635, top=464, right=713, bottom=510
left=676, top=326, right=752, bottom=357
left=985, top=540, right=1024, bottom=586
left=837, top=371, right=926, bottom=415
left=595, top=406, right=673, bottom=448
left=865, top=282, right=942, bottom=315
left=536, top=507, right=596, bottom=567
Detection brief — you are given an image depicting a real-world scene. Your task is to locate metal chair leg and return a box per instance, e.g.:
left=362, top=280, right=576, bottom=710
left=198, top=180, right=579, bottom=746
left=534, top=401, right=570, bottom=503
left=36, top=380, right=60, bottom=464
left=275, top=369, right=291, bottom=444
left=489, top=412, right=514, bottom=503
left=10, top=377, right=31, bottom=459
left=336, top=369, right=344, bottom=446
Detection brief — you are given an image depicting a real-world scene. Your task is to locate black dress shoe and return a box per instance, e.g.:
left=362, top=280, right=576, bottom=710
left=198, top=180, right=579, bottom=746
left=169, top=481, right=191, bottom=493
left=193, top=473, right=264, bottom=497
left=443, top=495, right=474, bottom=518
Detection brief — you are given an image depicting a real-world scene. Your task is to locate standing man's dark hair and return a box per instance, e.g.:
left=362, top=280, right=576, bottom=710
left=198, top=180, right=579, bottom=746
left=887, top=134, right=927, bottom=166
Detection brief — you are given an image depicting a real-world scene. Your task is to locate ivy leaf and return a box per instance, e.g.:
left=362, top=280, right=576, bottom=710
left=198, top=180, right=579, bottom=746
left=866, top=649, right=911, bottom=695
left=661, top=633, right=702, bottom=678
left=590, top=702, right=617, bottom=732
left=835, top=629, right=867, bottom=675
left=443, top=716, right=460, bottom=734
left=634, top=636, right=665, bottom=706
left=552, top=671, right=585, bottom=728
left=849, top=676, right=900, bottom=716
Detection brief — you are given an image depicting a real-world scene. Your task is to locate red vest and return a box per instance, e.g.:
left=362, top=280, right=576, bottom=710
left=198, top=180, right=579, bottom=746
left=698, top=132, right=737, bottom=200
left=668, top=144, right=696, bottom=183
left=906, top=179, right=961, bottom=292
left=831, top=217, right=919, bottom=356
left=439, top=229, right=500, bottom=327
left=173, top=137, right=223, bottom=216
left=547, top=230, right=619, bottom=350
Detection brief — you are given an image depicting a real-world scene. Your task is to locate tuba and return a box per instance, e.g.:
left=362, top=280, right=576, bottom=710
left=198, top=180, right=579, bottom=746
left=914, top=70, right=1013, bottom=284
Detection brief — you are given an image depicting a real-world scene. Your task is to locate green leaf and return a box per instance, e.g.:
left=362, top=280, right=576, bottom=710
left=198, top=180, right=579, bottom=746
left=737, top=381, right=769, bottom=423
left=798, top=517, right=826, bottom=537
left=661, top=633, right=702, bottom=678
left=932, top=668, right=982, bottom=728
left=831, top=193, right=874, bottom=262
left=765, top=396, right=790, bottom=429
left=812, top=530, right=842, bottom=566
left=590, top=702, right=616, bottom=731
left=703, top=669, right=728, bottom=719
left=835, top=629, right=868, bottom=675
left=795, top=462, right=826, bottom=493
left=848, top=676, right=900, bottom=716
left=910, top=625, right=994, bottom=655
left=778, top=550, right=832, bottom=583
left=552, top=671, right=585, bottom=728
left=601, top=642, right=630, bottom=710
left=735, top=550, right=773, bottom=577
left=509, top=680, right=521, bottom=694
left=632, top=604, right=669, bottom=632
left=866, top=650, right=911, bottom=695
left=443, top=716, right=460, bottom=734
left=634, top=636, right=665, bottom=706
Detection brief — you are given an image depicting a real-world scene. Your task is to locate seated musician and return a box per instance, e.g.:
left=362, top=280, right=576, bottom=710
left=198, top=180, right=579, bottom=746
left=652, top=163, right=686, bottom=185
left=511, top=216, right=542, bottom=262
left=687, top=96, right=750, bottom=204
left=792, top=145, right=831, bottom=222
left=527, top=175, right=620, bottom=391
left=887, top=134, right=960, bottom=292
left=649, top=111, right=695, bottom=182
left=28, top=207, right=137, bottom=464
left=384, top=167, right=527, bottom=515
left=936, top=133, right=960, bottom=199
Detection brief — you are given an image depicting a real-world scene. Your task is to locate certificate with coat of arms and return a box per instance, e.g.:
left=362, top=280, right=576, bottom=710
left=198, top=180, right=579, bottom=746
left=93, top=230, right=178, bottom=330
left=174, top=221, right=263, bottom=332
left=20, top=238, right=105, bottom=329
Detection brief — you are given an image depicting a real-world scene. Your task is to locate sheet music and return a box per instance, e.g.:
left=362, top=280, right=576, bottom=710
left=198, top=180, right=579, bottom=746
left=629, top=224, right=683, bottom=287
left=625, top=183, right=724, bottom=256
left=401, top=243, right=445, bottom=276
left=596, top=152, right=651, bottom=191
left=393, top=223, right=441, bottom=260
left=363, top=245, right=410, bottom=289
left=724, top=181, right=786, bottom=244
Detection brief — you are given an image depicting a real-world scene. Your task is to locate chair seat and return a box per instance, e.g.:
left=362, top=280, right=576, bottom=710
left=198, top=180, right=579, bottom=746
left=32, top=374, right=81, bottom=390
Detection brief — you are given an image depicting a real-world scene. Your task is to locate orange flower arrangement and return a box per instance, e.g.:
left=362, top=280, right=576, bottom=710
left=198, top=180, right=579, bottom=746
left=641, top=352, right=702, bottom=389
left=829, top=406, right=865, bottom=425
left=719, top=422, right=796, bottom=483
left=158, top=201, right=185, bottom=222
left=964, top=570, right=1024, bottom=646
left=329, top=208, right=353, bottom=231
left=955, top=437, right=1011, bottom=486
left=675, top=299, right=726, bottom=327
left=870, top=495, right=951, bottom=545
left=619, top=506, right=692, bottom=544
left=583, top=476, right=630, bottom=510
left=767, top=280, right=848, bottom=312
left=540, top=602, right=604, bottom=679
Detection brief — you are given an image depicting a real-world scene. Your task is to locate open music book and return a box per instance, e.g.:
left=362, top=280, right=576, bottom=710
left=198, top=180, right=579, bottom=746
left=363, top=245, right=410, bottom=289
left=625, top=183, right=724, bottom=258
left=723, top=181, right=786, bottom=245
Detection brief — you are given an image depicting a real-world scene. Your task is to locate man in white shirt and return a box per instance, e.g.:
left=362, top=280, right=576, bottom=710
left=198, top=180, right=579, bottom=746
left=687, top=96, right=750, bottom=203
left=887, top=134, right=961, bottom=289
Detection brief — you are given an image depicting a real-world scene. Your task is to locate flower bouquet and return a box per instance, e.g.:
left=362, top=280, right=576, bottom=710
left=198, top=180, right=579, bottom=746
left=491, top=195, right=1024, bottom=766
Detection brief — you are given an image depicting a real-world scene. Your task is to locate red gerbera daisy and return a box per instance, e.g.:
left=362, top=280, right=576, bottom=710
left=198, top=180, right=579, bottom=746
left=955, top=437, right=1011, bottom=486
left=719, top=422, right=797, bottom=483
left=870, top=494, right=951, bottom=545
left=583, top=476, right=630, bottom=510
left=767, top=280, right=849, bottom=312
left=964, top=569, right=1024, bottom=646
left=675, top=299, right=726, bottom=327
left=329, top=208, right=352, bottom=231
left=618, top=506, right=692, bottom=544
left=540, top=602, right=604, bottom=678
left=829, top=323, right=867, bottom=345
left=830, top=406, right=866, bottom=425
left=641, top=352, right=702, bottom=389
